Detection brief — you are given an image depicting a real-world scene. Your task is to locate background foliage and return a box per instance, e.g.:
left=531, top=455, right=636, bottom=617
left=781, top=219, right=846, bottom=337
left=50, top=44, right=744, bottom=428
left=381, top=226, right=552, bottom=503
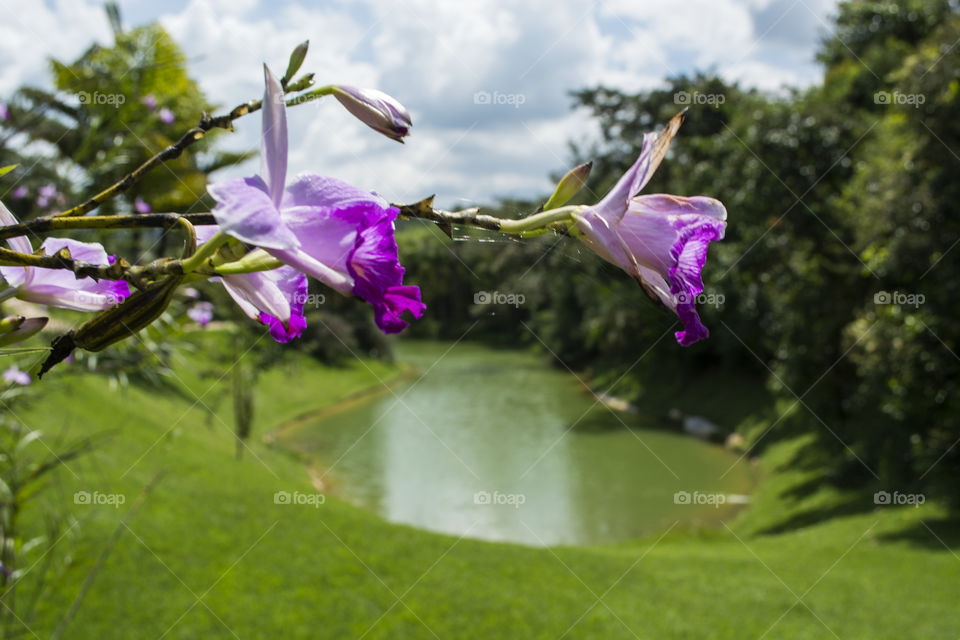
left=400, top=0, right=960, bottom=504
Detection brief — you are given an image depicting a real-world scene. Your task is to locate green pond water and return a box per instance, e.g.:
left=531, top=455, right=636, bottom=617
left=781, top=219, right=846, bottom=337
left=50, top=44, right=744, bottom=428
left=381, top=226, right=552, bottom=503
left=278, top=341, right=755, bottom=546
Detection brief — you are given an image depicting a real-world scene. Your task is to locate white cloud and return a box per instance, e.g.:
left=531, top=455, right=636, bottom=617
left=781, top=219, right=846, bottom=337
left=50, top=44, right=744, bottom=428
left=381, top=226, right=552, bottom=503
left=0, top=0, right=111, bottom=95
left=0, top=0, right=841, bottom=207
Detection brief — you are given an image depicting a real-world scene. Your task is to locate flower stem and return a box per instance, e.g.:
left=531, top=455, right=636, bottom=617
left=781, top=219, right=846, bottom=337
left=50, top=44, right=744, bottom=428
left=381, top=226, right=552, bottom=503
left=0, top=213, right=215, bottom=241
left=181, top=231, right=228, bottom=273
left=394, top=197, right=581, bottom=236
left=51, top=86, right=332, bottom=219
left=497, top=206, right=580, bottom=234
left=212, top=250, right=284, bottom=275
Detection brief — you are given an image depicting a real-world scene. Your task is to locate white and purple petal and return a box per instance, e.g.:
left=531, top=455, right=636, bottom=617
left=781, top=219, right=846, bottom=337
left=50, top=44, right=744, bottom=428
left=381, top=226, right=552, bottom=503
left=281, top=173, right=387, bottom=210
left=333, top=86, right=412, bottom=142
left=346, top=205, right=425, bottom=333
left=217, top=266, right=307, bottom=343
left=0, top=199, right=32, bottom=256
left=208, top=176, right=299, bottom=250
left=260, top=65, right=288, bottom=207
left=575, top=193, right=726, bottom=346
left=258, top=266, right=307, bottom=343
left=2, top=237, right=131, bottom=312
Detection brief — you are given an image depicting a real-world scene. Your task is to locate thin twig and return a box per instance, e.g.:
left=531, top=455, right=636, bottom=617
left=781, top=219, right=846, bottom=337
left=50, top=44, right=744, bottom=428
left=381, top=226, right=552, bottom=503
left=51, top=88, right=330, bottom=219
left=0, top=213, right=215, bottom=241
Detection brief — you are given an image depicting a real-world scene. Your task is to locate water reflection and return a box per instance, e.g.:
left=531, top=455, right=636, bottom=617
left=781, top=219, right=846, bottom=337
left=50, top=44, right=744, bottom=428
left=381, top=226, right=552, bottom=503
left=279, top=342, right=754, bottom=546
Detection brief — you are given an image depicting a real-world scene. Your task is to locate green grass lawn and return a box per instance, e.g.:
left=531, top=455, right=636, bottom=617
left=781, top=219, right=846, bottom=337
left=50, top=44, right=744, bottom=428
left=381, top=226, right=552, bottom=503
left=9, top=338, right=960, bottom=639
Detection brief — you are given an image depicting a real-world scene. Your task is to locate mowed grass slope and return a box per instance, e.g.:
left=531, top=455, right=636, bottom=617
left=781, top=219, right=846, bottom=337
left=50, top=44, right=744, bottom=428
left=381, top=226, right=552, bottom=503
left=11, top=343, right=960, bottom=639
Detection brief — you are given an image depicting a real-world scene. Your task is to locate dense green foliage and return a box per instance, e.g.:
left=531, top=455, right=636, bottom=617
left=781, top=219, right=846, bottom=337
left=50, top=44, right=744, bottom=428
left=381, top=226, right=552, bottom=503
left=0, top=20, right=253, bottom=261
left=400, top=0, right=960, bottom=502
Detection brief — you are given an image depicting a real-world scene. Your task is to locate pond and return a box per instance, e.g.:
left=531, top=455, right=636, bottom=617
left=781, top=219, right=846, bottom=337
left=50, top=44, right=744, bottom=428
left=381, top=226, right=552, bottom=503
left=276, top=341, right=755, bottom=546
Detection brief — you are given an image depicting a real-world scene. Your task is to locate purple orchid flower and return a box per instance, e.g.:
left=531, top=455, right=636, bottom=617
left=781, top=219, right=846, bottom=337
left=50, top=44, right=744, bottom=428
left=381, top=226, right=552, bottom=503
left=36, top=184, right=58, bottom=209
left=572, top=115, right=727, bottom=346
left=0, top=102, right=9, bottom=122
left=142, top=94, right=157, bottom=111
left=0, top=200, right=130, bottom=311
left=332, top=86, right=412, bottom=142
left=134, top=197, right=151, bottom=214
left=3, top=365, right=30, bottom=386
left=187, top=300, right=214, bottom=327
left=194, top=224, right=307, bottom=343
left=159, top=107, right=174, bottom=124
left=206, top=65, right=424, bottom=334
left=11, top=186, right=27, bottom=199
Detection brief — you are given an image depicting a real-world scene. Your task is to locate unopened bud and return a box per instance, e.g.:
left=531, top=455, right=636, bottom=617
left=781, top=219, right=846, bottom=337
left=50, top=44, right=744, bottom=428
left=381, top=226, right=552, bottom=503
left=282, top=41, right=309, bottom=87
left=285, top=73, right=315, bottom=93
left=543, top=161, right=592, bottom=211
left=39, top=276, right=182, bottom=378
left=332, top=86, right=412, bottom=142
left=0, top=316, right=47, bottom=347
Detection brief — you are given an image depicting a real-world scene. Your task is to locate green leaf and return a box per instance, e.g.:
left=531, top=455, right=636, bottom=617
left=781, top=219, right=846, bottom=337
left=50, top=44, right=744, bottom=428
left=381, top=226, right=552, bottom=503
left=0, top=165, right=18, bottom=178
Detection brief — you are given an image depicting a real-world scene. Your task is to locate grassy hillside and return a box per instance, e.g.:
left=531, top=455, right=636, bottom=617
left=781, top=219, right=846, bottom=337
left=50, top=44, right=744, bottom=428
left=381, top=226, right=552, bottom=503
left=8, top=339, right=959, bottom=639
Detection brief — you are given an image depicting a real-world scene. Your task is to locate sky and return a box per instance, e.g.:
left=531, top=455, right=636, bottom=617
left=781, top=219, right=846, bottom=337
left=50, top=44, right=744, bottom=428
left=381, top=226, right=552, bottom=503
left=0, top=0, right=840, bottom=208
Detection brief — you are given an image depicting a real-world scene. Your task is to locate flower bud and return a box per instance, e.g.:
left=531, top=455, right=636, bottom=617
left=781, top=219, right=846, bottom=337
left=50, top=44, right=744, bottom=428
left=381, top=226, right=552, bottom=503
left=543, top=161, right=592, bottom=211
left=0, top=315, right=47, bottom=347
left=282, top=41, right=310, bottom=87
left=39, top=276, right=182, bottom=378
left=332, top=86, right=412, bottom=142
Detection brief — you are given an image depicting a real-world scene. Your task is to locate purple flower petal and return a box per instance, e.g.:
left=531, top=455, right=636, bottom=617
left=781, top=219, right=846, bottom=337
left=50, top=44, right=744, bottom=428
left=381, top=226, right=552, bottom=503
left=346, top=205, right=425, bottom=333
left=268, top=202, right=372, bottom=295
left=270, top=198, right=424, bottom=334
left=374, top=285, right=425, bottom=334
left=187, top=301, right=214, bottom=326
left=258, top=268, right=307, bottom=343
left=209, top=176, right=299, bottom=250
left=281, top=173, right=386, bottom=210
left=592, top=132, right=659, bottom=222
left=3, top=366, right=30, bottom=386
left=260, top=65, right=288, bottom=207
left=0, top=236, right=130, bottom=311
left=0, top=199, right=32, bottom=255
left=194, top=223, right=220, bottom=245
left=218, top=266, right=307, bottom=342
left=575, top=190, right=726, bottom=346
